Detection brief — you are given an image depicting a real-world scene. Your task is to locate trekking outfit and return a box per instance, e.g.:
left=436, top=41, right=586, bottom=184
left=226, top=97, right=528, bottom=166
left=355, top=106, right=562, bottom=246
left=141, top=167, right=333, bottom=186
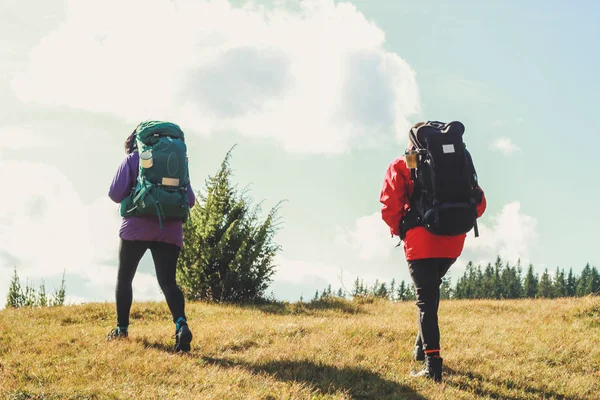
left=380, top=121, right=487, bottom=382
left=107, top=121, right=194, bottom=352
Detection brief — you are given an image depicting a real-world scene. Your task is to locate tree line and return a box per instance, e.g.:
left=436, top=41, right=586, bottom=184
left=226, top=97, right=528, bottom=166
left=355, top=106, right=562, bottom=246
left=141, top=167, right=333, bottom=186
left=5, top=147, right=599, bottom=306
left=314, top=257, right=600, bottom=302
left=5, top=268, right=66, bottom=308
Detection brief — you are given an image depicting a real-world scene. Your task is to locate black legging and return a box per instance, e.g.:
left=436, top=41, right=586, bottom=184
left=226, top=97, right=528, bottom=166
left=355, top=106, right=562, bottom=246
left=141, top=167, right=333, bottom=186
left=408, top=257, right=456, bottom=352
left=116, top=239, right=186, bottom=327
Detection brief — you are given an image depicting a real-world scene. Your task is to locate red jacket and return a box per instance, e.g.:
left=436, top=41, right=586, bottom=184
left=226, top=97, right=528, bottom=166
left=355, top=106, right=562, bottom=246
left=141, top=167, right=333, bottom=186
left=380, top=156, right=487, bottom=261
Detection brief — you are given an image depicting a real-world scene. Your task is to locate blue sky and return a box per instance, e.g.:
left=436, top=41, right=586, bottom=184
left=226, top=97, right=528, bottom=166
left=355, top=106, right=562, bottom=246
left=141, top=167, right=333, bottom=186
left=0, top=0, right=598, bottom=306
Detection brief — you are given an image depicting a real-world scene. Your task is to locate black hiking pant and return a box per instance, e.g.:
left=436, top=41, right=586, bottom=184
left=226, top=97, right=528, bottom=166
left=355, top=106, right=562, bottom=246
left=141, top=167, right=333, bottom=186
left=116, top=239, right=186, bottom=327
left=408, top=258, right=456, bottom=353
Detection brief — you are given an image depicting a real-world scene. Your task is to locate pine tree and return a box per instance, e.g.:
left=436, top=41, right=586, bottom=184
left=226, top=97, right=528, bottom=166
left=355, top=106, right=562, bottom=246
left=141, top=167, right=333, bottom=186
left=537, top=268, right=553, bottom=298
left=473, top=264, right=485, bottom=298
left=5, top=267, right=24, bottom=308
left=553, top=267, right=567, bottom=298
left=177, top=146, right=283, bottom=302
left=523, top=264, right=539, bottom=298
left=51, top=271, right=66, bottom=307
left=320, top=288, right=328, bottom=300
left=352, top=277, right=361, bottom=297
left=482, top=262, right=495, bottom=298
left=375, top=282, right=389, bottom=299
left=576, top=264, right=592, bottom=296
left=440, top=276, right=453, bottom=300
left=501, top=261, right=522, bottom=299
left=37, top=280, right=48, bottom=307
left=389, top=279, right=396, bottom=301
left=405, top=283, right=416, bottom=301
left=23, top=279, right=36, bottom=307
left=397, top=280, right=407, bottom=301
left=492, top=256, right=503, bottom=299
left=455, top=262, right=476, bottom=299
left=567, top=268, right=576, bottom=297
left=590, top=265, right=600, bottom=295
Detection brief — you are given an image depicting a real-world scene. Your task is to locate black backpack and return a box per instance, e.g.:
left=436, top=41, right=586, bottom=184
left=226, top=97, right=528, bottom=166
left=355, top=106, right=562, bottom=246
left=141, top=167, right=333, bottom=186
left=400, top=121, right=482, bottom=239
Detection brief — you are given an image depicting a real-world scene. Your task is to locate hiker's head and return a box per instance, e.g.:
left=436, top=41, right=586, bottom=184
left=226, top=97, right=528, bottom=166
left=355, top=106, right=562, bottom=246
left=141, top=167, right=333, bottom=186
left=407, top=122, right=425, bottom=150
left=124, top=128, right=137, bottom=154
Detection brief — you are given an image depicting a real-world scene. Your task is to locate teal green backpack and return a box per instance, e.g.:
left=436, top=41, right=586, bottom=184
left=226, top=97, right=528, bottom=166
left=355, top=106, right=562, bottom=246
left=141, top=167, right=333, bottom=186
left=120, top=120, right=190, bottom=227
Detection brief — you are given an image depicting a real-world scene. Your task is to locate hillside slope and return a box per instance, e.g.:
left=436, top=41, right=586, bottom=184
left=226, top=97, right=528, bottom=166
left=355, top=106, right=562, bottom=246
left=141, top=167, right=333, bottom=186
left=1, top=296, right=599, bottom=399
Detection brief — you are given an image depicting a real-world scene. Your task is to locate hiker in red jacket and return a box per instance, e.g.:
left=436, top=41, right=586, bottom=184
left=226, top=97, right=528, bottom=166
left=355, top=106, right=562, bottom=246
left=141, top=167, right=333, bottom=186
left=380, top=121, right=487, bottom=382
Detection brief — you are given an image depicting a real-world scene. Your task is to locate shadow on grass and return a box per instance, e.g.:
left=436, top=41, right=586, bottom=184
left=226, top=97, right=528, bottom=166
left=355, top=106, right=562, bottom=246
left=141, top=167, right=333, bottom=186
left=135, top=337, right=186, bottom=355
left=202, top=357, right=426, bottom=400
left=445, top=366, right=587, bottom=400
left=237, top=298, right=364, bottom=316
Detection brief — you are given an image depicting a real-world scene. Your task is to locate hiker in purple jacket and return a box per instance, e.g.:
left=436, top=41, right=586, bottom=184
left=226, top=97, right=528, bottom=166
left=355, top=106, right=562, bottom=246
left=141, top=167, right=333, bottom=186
left=106, top=130, right=195, bottom=352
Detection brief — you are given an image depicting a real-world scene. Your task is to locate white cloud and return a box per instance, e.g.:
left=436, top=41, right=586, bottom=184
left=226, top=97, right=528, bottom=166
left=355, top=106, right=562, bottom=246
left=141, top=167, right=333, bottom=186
left=335, top=202, right=537, bottom=284
left=11, top=0, right=420, bottom=154
left=0, top=126, right=52, bottom=151
left=461, top=201, right=537, bottom=267
left=0, top=160, right=162, bottom=307
left=273, top=255, right=343, bottom=285
left=491, top=137, right=520, bottom=155
left=335, top=212, right=396, bottom=261
left=273, top=254, right=387, bottom=290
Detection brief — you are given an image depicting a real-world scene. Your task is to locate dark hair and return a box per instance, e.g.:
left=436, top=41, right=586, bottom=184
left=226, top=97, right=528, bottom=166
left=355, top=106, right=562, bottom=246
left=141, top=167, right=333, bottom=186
left=124, top=128, right=137, bottom=154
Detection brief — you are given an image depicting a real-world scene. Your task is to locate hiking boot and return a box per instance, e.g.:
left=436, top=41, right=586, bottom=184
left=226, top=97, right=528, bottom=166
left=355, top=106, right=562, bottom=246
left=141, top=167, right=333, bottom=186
left=410, top=356, right=443, bottom=382
left=174, top=323, right=193, bottom=352
left=107, top=327, right=128, bottom=341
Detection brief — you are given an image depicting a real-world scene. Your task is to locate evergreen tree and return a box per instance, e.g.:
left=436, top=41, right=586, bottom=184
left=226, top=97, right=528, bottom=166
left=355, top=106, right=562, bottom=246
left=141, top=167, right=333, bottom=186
left=482, top=262, right=495, bottom=298
left=337, top=288, right=344, bottom=298
left=590, top=265, right=600, bottom=295
left=50, top=271, right=66, bottom=307
left=492, top=256, right=503, bottom=298
left=177, top=147, right=283, bottom=302
left=371, top=279, right=380, bottom=297
left=352, top=277, right=361, bottom=297
left=501, top=261, right=522, bottom=299
left=566, top=268, right=576, bottom=297
left=440, top=276, right=453, bottom=300
left=405, top=283, right=416, bottom=301
left=397, top=280, right=408, bottom=301
left=473, top=264, right=485, bottom=298
left=576, top=263, right=592, bottom=296
left=23, top=279, right=36, bottom=307
left=37, top=280, right=48, bottom=307
left=553, top=267, right=567, bottom=298
left=389, top=279, right=396, bottom=301
left=537, top=268, right=553, bottom=298
left=320, top=288, right=328, bottom=299
left=375, top=282, right=389, bottom=299
left=5, top=268, right=24, bottom=308
left=523, top=264, right=539, bottom=298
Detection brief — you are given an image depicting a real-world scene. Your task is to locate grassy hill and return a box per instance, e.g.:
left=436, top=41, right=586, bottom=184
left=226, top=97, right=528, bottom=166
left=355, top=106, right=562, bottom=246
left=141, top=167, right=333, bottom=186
left=1, top=296, right=599, bottom=399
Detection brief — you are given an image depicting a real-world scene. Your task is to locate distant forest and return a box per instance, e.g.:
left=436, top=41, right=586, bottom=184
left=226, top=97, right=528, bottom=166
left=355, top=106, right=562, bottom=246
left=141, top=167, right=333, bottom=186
left=312, top=257, right=600, bottom=301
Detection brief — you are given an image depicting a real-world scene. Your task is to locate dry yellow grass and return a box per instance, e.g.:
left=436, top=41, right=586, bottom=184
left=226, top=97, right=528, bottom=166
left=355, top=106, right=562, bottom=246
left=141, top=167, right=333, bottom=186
left=1, top=296, right=599, bottom=399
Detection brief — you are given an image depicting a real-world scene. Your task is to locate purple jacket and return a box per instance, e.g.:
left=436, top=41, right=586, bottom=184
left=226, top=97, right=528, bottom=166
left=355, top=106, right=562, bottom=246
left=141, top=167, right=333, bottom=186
left=109, top=151, right=196, bottom=248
